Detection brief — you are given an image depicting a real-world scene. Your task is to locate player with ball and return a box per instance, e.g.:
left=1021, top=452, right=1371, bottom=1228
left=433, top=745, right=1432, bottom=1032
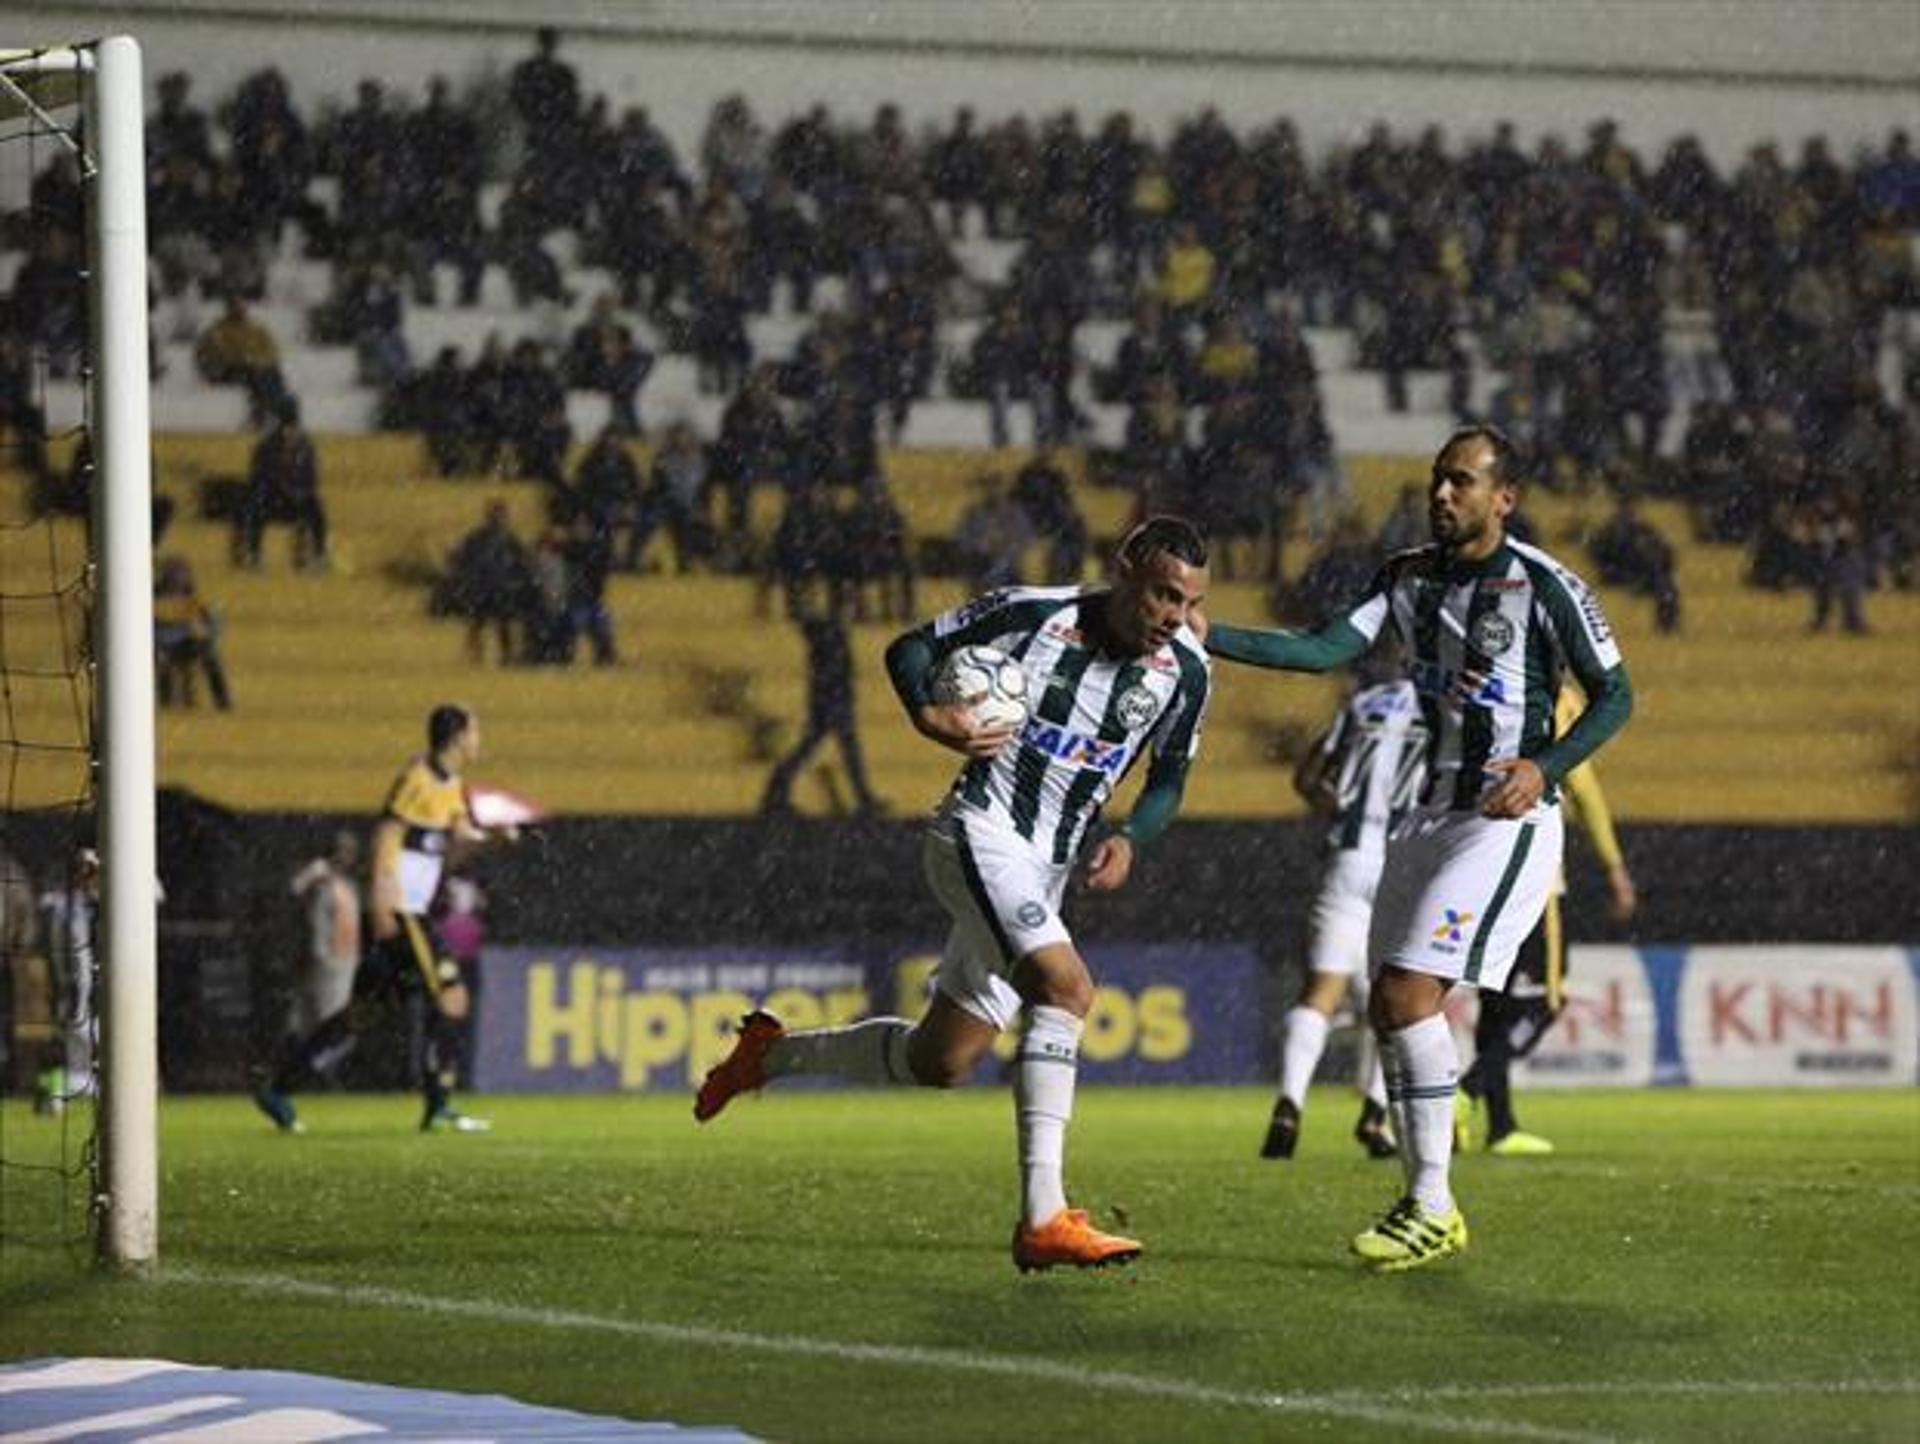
left=697, top=517, right=1212, bottom=1271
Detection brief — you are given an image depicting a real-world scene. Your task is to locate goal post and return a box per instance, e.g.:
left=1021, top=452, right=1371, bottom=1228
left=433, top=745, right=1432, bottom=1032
left=0, top=33, right=156, bottom=1273
left=89, top=33, right=158, bottom=1276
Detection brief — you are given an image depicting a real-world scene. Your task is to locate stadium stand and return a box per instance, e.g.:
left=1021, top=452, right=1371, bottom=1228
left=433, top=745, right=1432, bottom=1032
left=3, top=62, right=1916, bottom=826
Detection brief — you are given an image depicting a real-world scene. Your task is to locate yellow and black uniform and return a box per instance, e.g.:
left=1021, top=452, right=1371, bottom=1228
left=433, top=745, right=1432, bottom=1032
left=266, top=754, right=475, bottom=1126
left=361, top=757, right=470, bottom=1005
left=1462, top=691, right=1626, bottom=1140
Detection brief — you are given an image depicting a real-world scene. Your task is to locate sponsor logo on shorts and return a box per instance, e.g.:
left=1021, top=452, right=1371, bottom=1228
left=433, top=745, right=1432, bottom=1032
left=1470, top=612, right=1516, bottom=656
left=1431, top=908, right=1475, bottom=952
left=1015, top=901, right=1048, bottom=928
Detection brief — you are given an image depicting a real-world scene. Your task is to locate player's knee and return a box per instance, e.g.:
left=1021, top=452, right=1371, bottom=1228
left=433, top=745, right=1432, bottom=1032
left=1024, top=971, right=1095, bottom=1019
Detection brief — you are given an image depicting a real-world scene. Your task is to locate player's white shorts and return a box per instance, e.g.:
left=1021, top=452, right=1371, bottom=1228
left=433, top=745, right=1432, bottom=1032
left=1306, top=849, right=1385, bottom=978
left=921, top=801, right=1070, bottom=1032
left=1368, top=804, right=1564, bottom=993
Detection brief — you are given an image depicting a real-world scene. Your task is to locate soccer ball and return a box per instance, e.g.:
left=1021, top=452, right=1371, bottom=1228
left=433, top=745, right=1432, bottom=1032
left=931, top=644, right=1030, bottom=730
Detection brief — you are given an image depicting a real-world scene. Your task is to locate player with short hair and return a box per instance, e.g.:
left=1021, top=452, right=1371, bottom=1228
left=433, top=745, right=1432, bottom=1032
left=696, top=517, right=1212, bottom=1272
left=1207, top=426, right=1632, bottom=1270
left=256, top=703, right=513, bottom=1134
left=1261, top=643, right=1425, bottom=1162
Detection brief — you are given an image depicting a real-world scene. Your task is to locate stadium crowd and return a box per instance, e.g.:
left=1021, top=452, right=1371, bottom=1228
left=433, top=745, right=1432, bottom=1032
left=3, top=29, right=1919, bottom=661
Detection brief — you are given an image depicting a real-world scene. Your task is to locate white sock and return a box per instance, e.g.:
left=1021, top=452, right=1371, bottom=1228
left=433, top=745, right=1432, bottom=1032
left=766, top=1017, right=915, bottom=1085
left=1016, top=1005, right=1082, bottom=1227
left=1279, top=1005, right=1330, bottom=1110
left=1386, top=1014, right=1459, bottom=1215
left=1377, top=1034, right=1414, bottom=1191
left=1358, top=1030, right=1388, bottom=1111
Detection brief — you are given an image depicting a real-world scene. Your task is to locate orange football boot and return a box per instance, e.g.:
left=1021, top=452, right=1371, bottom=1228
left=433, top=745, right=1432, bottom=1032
left=693, top=1010, right=785, bottom=1121
left=1012, top=1207, right=1142, bottom=1273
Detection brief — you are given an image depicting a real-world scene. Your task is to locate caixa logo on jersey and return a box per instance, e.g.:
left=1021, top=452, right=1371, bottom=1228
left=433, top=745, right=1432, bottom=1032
left=1021, top=718, right=1132, bottom=773
left=1409, top=658, right=1508, bottom=707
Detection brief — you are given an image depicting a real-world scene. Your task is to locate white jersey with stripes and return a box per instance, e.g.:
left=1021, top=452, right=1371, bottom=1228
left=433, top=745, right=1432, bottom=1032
left=1340, top=540, right=1621, bottom=812
left=924, top=585, right=1211, bottom=864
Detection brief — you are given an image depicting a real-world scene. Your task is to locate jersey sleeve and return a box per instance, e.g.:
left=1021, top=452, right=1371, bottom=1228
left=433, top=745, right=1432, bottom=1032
left=1124, top=646, right=1210, bottom=849
left=383, top=762, right=429, bottom=825
left=1531, top=562, right=1633, bottom=783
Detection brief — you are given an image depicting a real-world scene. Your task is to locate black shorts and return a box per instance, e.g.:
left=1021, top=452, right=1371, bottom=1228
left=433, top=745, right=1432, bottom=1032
left=352, top=913, right=457, bottom=1005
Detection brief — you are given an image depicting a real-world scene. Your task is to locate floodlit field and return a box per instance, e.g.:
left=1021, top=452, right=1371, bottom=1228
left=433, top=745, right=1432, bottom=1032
left=3, top=1089, right=1917, bottom=1442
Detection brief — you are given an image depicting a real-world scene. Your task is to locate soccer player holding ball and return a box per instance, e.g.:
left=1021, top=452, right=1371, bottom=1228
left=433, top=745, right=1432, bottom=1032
left=1207, top=427, right=1631, bottom=1271
left=696, top=518, right=1212, bottom=1272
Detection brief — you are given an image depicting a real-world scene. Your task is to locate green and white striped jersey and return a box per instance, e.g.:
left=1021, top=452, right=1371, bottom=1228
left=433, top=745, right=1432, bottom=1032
left=1341, top=540, right=1622, bottom=812
left=922, top=585, right=1211, bottom=862
left=1317, top=679, right=1428, bottom=860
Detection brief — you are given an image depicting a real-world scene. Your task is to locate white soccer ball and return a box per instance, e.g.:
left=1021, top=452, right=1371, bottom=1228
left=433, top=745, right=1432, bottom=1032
left=932, top=644, right=1030, bottom=730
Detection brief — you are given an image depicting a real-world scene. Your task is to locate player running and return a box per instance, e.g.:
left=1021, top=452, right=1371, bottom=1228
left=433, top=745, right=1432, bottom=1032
left=696, top=518, right=1212, bottom=1273
left=255, top=704, right=513, bottom=1134
left=1207, top=426, right=1631, bottom=1270
left=1261, top=643, right=1426, bottom=1162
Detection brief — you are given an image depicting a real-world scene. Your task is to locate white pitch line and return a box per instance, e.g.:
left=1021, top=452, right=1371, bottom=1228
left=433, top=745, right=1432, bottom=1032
left=163, top=1266, right=1613, bottom=1444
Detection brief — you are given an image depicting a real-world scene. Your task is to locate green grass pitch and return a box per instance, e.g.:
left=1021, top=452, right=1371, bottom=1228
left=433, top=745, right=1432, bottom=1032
left=3, top=1088, right=1917, bottom=1442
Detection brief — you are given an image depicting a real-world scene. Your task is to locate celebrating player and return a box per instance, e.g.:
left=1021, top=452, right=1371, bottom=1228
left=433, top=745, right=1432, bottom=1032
left=696, top=517, right=1212, bottom=1273
left=1260, top=640, right=1425, bottom=1162
left=256, top=704, right=513, bottom=1134
left=1207, top=426, right=1632, bottom=1270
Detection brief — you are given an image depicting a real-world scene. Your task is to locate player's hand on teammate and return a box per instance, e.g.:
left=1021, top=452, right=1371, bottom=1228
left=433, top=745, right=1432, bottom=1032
left=1480, top=757, right=1546, bottom=819
left=1083, top=833, right=1134, bottom=891
left=917, top=702, right=1018, bottom=759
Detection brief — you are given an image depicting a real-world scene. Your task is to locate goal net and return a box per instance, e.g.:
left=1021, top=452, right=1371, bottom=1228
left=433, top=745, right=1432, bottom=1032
left=0, top=35, right=155, bottom=1273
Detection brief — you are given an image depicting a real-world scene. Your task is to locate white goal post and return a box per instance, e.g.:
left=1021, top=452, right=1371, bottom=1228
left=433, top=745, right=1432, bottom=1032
left=1, top=34, right=156, bottom=1272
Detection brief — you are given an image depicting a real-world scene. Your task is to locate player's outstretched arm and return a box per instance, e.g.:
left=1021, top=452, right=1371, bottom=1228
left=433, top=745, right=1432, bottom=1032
left=1205, top=617, right=1372, bottom=673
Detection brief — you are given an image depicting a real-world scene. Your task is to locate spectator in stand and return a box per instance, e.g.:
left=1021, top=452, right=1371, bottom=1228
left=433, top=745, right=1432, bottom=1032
left=1098, top=295, right=1193, bottom=407
left=1153, top=220, right=1216, bottom=321
left=1274, top=508, right=1381, bottom=630
left=565, top=296, right=655, bottom=436
left=239, top=399, right=327, bottom=571
left=0, top=332, right=50, bottom=487
left=500, top=340, right=570, bottom=486
left=841, top=474, right=916, bottom=624
left=928, top=106, right=988, bottom=238
left=411, top=346, right=474, bottom=476
left=964, top=294, right=1036, bottom=449
left=951, top=471, right=1034, bottom=591
left=1589, top=490, right=1682, bottom=633
left=767, top=471, right=845, bottom=618
left=10, top=224, right=88, bottom=378
left=568, top=425, right=645, bottom=566
left=442, top=500, right=533, bottom=665
left=153, top=556, right=233, bottom=710
left=713, top=364, right=791, bottom=557
left=632, top=422, right=711, bottom=573
left=558, top=511, right=618, bottom=666
left=404, top=76, right=487, bottom=306
left=195, top=296, right=289, bottom=425
left=1122, top=371, right=1192, bottom=508
left=1375, top=482, right=1427, bottom=556
left=1807, top=490, right=1872, bottom=635
left=509, top=27, right=581, bottom=168
left=1012, top=452, right=1090, bottom=585
left=759, top=580, right=884, bottom=817
left=748, top=175, right=820, bottom=314
left=687, top=190, right=754, bottom=395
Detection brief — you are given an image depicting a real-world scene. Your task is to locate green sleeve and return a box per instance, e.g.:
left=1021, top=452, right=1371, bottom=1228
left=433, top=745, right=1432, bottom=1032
left=1535, top=664, right=1633, bottom=784
left=1206, top=618, right=1372, bottom=673
left=1118, top=756, right=1188, bottom=851
left=884, top=627, right=939, bottom=713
